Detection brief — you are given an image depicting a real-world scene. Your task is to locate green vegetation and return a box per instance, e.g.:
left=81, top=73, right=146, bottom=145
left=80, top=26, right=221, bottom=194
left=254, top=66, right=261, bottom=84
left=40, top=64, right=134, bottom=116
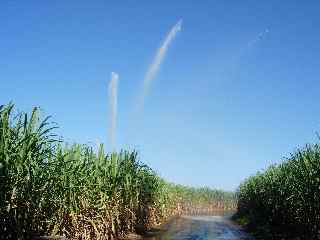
left=236, top=143, right=320, bottom=239
left=0, top=103, right=235, bottom=239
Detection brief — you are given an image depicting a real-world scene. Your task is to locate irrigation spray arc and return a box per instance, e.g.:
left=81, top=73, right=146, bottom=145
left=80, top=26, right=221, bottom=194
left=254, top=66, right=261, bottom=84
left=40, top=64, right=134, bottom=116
left=108, top=72, right=119, bottom=151
left=137, top=19, right=183, bottom=111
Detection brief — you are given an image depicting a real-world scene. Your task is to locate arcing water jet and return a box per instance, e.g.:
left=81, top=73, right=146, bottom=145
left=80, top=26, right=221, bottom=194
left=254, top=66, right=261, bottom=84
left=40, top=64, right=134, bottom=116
left=108, top=72, right=119, bottom=151
left=137, top=19, right=182, bottom=110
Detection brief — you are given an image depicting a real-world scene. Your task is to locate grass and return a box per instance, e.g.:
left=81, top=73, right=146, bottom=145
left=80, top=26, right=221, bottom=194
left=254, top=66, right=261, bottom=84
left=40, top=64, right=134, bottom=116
left=235, top=142, right=320, bottom=239
left=0, top=103, right=236, bottom=239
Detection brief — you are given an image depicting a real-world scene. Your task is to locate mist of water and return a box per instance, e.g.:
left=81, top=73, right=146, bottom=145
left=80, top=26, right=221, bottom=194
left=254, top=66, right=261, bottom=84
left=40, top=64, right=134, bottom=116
left=108, top=72, right=119, bottom=151
left=137, top=19, right=182, bottom=110
left=247, top=28, right=269, bottom=48
left=225, top=28, right=270, bottom=74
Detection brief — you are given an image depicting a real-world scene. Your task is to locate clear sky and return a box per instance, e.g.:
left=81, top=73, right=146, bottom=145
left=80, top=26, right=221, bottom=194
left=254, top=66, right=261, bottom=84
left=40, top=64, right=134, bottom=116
left=1, top=1, right=320, bottom=190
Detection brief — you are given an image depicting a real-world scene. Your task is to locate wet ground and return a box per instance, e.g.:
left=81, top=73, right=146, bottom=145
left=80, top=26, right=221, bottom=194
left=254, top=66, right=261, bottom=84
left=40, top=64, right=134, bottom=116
left=141, top=214, right=254, bottom=240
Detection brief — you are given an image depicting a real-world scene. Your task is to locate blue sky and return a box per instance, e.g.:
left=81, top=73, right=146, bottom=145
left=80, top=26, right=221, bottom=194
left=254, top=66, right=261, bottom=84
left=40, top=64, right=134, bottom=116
left=1, top=1, right=320, bottom=190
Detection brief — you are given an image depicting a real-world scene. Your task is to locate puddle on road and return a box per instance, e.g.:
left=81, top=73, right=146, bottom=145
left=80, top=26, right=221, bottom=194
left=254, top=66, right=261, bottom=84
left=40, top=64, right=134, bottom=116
left=140, top=213, right=254, bottom=240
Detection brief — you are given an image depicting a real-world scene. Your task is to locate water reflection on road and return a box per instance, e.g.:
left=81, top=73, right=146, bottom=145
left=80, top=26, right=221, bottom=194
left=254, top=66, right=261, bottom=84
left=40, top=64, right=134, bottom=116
left=142, top=214, right=254, bottom=240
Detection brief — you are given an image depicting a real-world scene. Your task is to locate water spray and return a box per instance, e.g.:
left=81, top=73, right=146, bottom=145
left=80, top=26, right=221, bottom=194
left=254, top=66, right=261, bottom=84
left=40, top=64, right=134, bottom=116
left=137, top=19, right=183, bottom=110
left=108, top=72, right=119, bottom=151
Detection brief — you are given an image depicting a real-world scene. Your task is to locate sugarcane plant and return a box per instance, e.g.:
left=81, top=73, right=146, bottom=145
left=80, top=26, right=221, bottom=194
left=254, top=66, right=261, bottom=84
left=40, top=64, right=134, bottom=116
left=236, top=143, right=320, bottom=239
left=0, top=103, right=236, bottom=240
